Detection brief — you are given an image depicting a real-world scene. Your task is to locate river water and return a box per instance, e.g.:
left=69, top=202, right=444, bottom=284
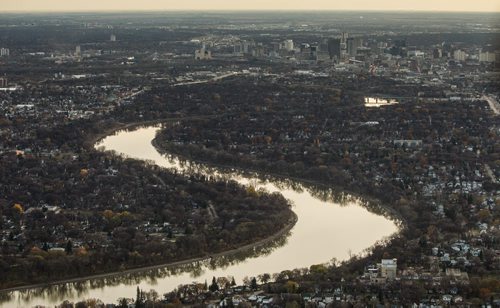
left=1, top=125, right=398, bottom=307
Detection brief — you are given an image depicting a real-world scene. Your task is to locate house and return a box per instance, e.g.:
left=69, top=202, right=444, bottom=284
left=380, top=258, right=398, bottom=279
left=442, top=294, right=452, bottom=304
left=445, top=268, right=469, bottom=284
left=394, top=140, right=423, bottom=148
left=366, top=259, right=398, bottom=284
left=231, top=295, right=246, bottom=306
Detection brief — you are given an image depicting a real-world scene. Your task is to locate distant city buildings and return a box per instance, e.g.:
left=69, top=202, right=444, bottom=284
left=407, top=48, right=425, bottom=57
left=479, top=50, right=496, bottom=63
left=233, top=44, right=242, bottom=55
left=252, top=45, right=266, bottom=58
left=453, top=49, right=467, bottom=62
left=327, top=38, right=341, bottom=61
left=432, top=48, right=443, bottom=59
left=195, top=45, right=212, bottom=60
left=340, top=31, right=349, bottom=56
left=346, top=37, right=362, bottom=57
left=0, top=77, right=7, bottom=87
left=241, top=41, right=251, bottom=54
left=0, top=48, right=10, bottom=57
left=283, top=39, right=294, bottom=51
left=234, top=40, right=251, bottom=55
left=110, top=34, right=117, bottom=42
left=75, top=45, right=81, bottom=57
left=389, top=39, right=407, bottom=57
left=191, top=31, right=498, bottom=70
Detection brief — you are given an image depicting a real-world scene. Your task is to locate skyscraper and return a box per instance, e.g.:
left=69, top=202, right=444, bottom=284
left=390, top=39, right=407, bottom=57
left=340, top=32, right=349, bottom=55
left=453, top=49, right=467, bottom=62
left=283, top=39, right=294, bottom=52
left=327, top=38, right=341, bottom=60
left=233, top=43, right=242, bottom=54
left=341, top=32, right=349, bottom=45
left=479, top=46, right=496, bottom=63
left=347, top=38, right=362, bottom=57
left=242, top=40, right=251, bottom=54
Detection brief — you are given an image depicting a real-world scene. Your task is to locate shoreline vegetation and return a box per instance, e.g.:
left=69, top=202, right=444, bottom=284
left=94, top=119, right=403, bottom=233
left=2, top=117, right=401, bottom=296
left=1, top=120, right=297, bottom=294
left=1, top=213, right=298, bottom=295
left=93, top=118, right=404, bottom=230
left=151, top=128, right=405, bottom=228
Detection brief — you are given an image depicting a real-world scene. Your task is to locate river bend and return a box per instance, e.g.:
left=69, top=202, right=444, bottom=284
left=1, top=125, right=398, bottom=307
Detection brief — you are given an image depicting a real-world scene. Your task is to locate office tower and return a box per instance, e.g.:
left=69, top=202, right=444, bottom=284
left=283, top=39, right=294, bottom=51
left=271, top=42, right=281, bottom=52
left=479, top=46, right=496, bottom=63
left=242, top=41, right=250, bottom=53
left=341, top=32, right=349, bottom=45
left=390, top=39, right=407, bottom=57
left=327, top=38, right=341, bottom=60
left=432, top=48, right=442, bottom=59
left=479, top=51, right=496, bottom=63
left=234, top=44, right=242, bottom=54
left=453, top=49, right=467, bottom=62
left=347, top=37, right=362, bottom=57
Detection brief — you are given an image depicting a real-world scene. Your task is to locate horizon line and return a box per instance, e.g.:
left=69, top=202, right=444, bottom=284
left=1, top=9, right=500, bottom=14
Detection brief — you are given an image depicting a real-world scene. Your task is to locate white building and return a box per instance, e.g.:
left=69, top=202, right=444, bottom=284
left=408, top=50, right=425, bottom=57
left=0, top=48, right=9, bottom=57
left=110, top=34, right=116, bottom=42
left=479, top=51, right=496, bottom=63
left=195, top=46, right=212, bottom=60
left=453, top=49, right=467, bottom=62
left=283, top=39, right=294, bottom=51
left=75, top=45, right=81, bottom=57
left=242, top=40, right=251, bottom=53
left=379, top=258, right=397, bottom=279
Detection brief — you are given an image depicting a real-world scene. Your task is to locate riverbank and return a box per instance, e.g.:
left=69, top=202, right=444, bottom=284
left=152, top=135, right=405, bottom=228
left=1, top=121, right=399, bottom=308
left=1, top=212, right=297, bottom=294
left=1, top=121, right=297, bottom=294
left=85, top=119, right=162, bottom=149
left=85, top=114, right=232, bottom=149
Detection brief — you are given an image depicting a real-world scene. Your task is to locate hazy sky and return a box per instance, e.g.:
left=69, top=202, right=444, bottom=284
left=2, top=0, right=500, bottom=12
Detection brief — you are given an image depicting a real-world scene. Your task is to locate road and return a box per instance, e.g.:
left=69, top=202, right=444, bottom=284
left=482, top=95, right=500, bottom=115
left=485, top=164, right=497, bottom=184
left=119, top=88, right=146, bottom=103
left=174, top=72, right=239, bottom=86
left=207, top=201, right=219, bottom=222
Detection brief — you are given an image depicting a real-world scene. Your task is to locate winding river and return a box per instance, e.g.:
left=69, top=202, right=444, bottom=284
left=1, top=125, right=398, bottom=308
